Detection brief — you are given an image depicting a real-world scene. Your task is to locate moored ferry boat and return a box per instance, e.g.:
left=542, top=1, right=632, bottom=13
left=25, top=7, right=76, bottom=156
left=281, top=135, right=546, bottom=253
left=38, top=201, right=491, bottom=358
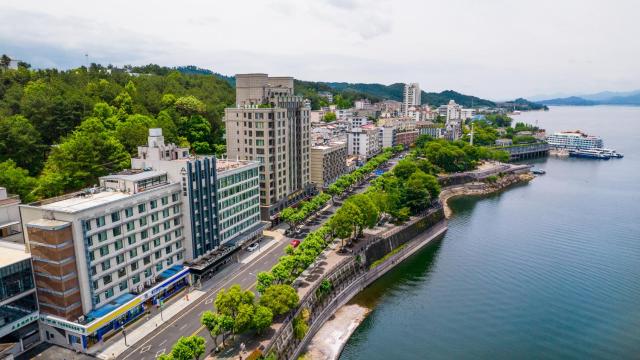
left=569, top=149, right=610, bottom=159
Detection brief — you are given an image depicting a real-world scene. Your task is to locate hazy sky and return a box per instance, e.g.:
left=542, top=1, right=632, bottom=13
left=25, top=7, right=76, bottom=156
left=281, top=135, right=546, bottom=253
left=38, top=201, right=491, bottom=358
left=1, top=0, right=638, bottom=100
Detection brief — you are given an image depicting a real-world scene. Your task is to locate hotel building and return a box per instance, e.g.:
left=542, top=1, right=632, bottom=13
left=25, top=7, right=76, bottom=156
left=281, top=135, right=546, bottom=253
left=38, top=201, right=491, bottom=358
left=20, top=170, right=189, bottom=350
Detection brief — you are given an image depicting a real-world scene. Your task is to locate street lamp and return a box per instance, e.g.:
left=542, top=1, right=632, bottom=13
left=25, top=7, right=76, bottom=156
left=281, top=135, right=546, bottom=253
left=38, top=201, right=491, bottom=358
left=123, top=328, right=128, bottom=346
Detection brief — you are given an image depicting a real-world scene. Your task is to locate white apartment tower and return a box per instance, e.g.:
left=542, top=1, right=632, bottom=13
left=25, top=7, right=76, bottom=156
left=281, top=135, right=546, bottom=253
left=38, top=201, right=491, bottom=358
left=403, top=83, right=421, bottom=115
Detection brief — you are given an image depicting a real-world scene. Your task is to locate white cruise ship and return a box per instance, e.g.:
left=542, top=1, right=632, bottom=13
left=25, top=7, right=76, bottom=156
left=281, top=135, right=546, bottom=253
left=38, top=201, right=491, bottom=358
left=546, top=130, right=604, bottom=150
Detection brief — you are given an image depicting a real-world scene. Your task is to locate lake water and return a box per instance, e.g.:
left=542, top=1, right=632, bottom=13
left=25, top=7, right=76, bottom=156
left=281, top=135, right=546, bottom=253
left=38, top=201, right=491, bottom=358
left=340, top=106, right=640, bottom=359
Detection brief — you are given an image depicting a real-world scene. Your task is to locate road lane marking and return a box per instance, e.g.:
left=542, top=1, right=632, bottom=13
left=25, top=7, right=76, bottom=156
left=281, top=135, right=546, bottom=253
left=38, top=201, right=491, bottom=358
left=120, top=240, right=287, bottom=359
left=189, top=281, right=258, bottom=338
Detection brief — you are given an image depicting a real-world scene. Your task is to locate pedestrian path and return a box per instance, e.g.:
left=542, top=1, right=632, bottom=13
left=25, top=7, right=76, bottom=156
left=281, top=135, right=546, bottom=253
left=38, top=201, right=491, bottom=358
left=95, top=289, right=206, bottom=360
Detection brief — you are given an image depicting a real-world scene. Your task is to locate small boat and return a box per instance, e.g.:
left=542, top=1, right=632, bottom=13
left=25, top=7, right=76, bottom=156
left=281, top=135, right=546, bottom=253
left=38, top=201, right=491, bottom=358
left=600, top=148, right=624, bottom=158
left=532, top=168, right=546, bottom=175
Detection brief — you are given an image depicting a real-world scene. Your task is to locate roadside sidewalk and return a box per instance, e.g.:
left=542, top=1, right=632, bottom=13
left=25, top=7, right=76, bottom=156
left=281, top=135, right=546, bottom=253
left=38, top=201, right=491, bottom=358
left=95, top=289, right=206, bottom=359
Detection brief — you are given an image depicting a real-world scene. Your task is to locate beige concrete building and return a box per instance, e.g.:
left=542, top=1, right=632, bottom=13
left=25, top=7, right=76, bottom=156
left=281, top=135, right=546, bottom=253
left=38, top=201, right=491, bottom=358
left=310, top=141, right=348, bottom=189
left=224, top=74, right=313, bottom=221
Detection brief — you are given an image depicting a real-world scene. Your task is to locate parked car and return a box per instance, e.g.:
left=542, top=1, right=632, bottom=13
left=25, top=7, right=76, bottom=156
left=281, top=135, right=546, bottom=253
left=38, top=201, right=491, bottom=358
left=290, top=239, right=301, bottom=248
left=246, top=242, right=259, bottom=252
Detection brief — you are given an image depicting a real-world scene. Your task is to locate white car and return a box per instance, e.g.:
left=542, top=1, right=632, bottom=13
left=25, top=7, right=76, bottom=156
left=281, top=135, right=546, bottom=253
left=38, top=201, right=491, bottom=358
left=246, top=242, right=259, bottom=252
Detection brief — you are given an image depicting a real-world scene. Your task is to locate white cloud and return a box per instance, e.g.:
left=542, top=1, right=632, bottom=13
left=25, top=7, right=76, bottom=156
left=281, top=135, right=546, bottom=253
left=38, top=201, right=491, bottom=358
left=0, top=0, right=638, bottom=99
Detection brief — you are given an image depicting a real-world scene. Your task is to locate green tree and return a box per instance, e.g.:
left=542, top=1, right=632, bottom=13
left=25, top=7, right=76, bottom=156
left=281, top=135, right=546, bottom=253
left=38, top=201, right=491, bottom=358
left=214, top=285, right=255, bottom=319
left=259, top=284, right=300, bottom=316
left=393, top=159, right=418, bottom=180
left=37, top=117, right=130, bottom=197
left=174, top=95, right=206, bottom=116
left=404, top=170, right=436, bottom=213
left=0, top=115, right=46, bottom=174
left=322, top=112, right=336, bottom=122
left=115, top=114, right=154, bottom=154
left=0, top=160, right=38, bottom=203
left=0, top=54, right=10, bottom=69
left=253, top=305, right=273, bottom=334
left=170, top=336, right=205, bottom=360
left=200, top=311, right=218, bottom=346
left=234, top=303, right=255, bottom=336
left=256, top=272, right=274, bottom=294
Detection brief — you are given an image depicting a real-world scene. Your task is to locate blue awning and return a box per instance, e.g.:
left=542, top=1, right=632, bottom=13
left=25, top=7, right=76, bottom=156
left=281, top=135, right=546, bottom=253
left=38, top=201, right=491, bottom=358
left=157, top=265, right=185, bottom=281
left=86, top=292, right=136, bottom=320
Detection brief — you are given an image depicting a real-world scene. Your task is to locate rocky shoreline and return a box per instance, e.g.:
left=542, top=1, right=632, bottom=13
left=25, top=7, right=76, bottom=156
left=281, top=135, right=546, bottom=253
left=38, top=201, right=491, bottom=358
left=439, top=172, right=535, bottom=218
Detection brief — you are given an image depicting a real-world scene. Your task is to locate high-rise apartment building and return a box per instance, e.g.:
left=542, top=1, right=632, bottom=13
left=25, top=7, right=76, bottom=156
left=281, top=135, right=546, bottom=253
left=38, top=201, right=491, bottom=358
left=403, top=83, right=421, bottom=115
left=225, top=74, right=313, bottom=222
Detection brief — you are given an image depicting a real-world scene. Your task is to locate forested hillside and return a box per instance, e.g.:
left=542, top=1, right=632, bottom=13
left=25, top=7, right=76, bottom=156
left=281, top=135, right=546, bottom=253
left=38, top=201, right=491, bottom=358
left=0, top=63, right=234, bottom=202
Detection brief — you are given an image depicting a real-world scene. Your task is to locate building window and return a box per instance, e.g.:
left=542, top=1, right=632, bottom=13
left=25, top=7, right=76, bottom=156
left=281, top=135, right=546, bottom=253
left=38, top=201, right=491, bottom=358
left=99, top=245, right=109, bottom=257
left=132, top=274, right=140, bottom=284
left=154, top=238, right=161, bottom=247
left=111, top=212, right=120, bottom=223
left=127, top=235, right=136, bottom=245
left=130, top=248, right=138, bottom=258
left=131, top=261, right=139, bottom=271
left=162, top=196, right=168, bottom=206
left=105, top=288, right=114, bottom=299
left=119, top=281, right=128, bottom=291
left=118, top=268, right=126, bottom=278
left=101, top=260, right=111, bottom=271
left=172, top=193, right=179, bottom=202
left=139, top=217, right=147, bottom=227
left=96, top=216, right=106, bottom=228
left=142, top=243, right=150, bottom=252
left=103, top=274, right=112, bottom=285
left=141, top=230, right=148, bottom=239
left=125, top=207, right=134, bottom=217
left=116, top=254, right=125, bottom=265
left=126, top=221, right=135, bottom=232
left=112, top=226, right=121, bottom=237
left=98, top=231, right=108, bottom=242
left=115, top=239, right=123, bottom=251
left=156, top=263, right=163, bottom=272
left=150, top=200, right=157, bottom=209
left=138, top=204, right=146, bottom=213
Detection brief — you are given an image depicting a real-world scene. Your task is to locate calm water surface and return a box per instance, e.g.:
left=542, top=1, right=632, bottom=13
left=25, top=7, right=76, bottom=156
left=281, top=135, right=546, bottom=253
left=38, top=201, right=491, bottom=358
left=340, top=106, right=640, bottom=359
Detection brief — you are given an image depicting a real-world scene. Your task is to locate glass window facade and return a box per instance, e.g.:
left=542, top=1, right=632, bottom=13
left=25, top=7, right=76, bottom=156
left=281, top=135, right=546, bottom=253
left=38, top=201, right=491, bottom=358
left=0, top=260, right=34, bottom=302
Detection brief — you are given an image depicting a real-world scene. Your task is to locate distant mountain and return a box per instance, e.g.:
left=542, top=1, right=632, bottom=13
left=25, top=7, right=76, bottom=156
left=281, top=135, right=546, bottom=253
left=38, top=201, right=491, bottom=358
left=312, top=81, right=497, bottom=108
left=539, top=89, right=640, bottom=106
left=539, top=96, right=599, bottom=106
left=496, top=98, right=548, bottom=111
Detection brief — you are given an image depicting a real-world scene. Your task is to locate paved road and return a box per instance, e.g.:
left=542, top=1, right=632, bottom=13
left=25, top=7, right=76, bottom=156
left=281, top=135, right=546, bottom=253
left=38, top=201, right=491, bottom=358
left=117, top=236, right=289, bottom=360
left=116, top=153, right=403, bottom=360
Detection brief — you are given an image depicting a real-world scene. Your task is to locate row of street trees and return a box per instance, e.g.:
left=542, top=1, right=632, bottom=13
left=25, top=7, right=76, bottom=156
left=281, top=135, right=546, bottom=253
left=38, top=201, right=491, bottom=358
left=198, top=284, right=299, bottom=351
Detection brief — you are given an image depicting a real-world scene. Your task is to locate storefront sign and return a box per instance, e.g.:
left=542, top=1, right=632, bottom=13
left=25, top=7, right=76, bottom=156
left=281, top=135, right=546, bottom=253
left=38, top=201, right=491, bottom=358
left=86, top=297, right=142, bottom=334
left=40, top=314, right=87, bottom=335
left=0, top=312, right=39, bottom=338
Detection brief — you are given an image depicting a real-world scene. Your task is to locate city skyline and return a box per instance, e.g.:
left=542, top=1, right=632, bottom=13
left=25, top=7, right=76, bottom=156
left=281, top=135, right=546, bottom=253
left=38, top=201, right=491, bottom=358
left=1, top=0, right=638, bottom=100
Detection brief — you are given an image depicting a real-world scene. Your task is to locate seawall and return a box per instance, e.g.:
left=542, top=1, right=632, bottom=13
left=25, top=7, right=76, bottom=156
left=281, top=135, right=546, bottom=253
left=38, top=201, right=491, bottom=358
left=264, top=207, right=447, bottom=360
